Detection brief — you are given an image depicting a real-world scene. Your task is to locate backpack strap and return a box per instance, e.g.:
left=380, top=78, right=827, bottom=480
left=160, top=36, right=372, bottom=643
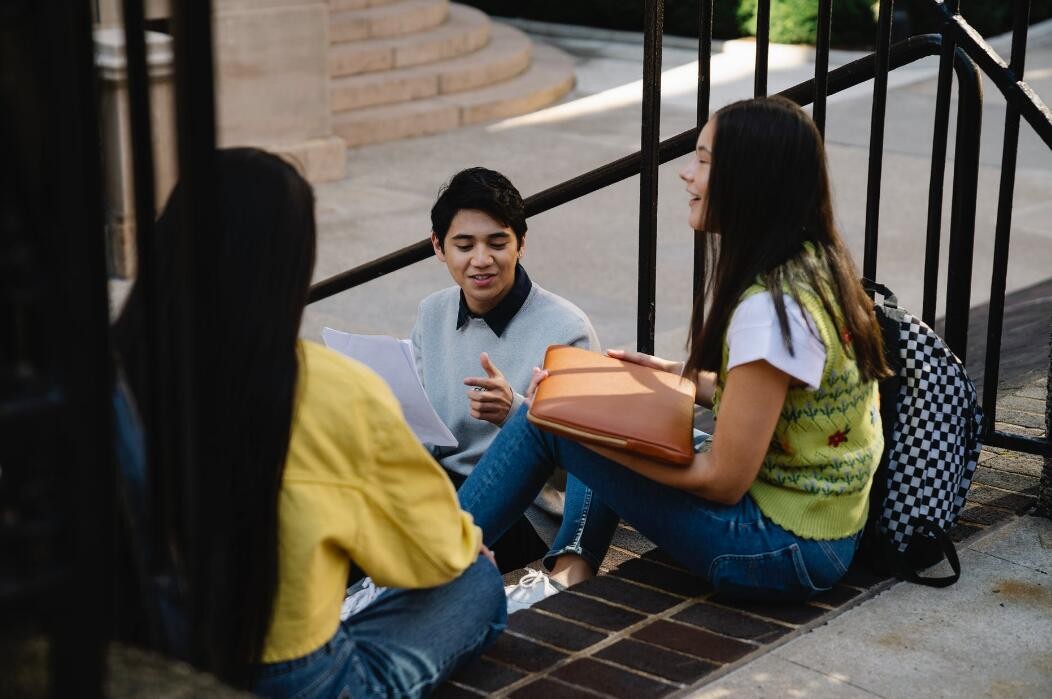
left=861, top=278, right=899, bottom=308
left=864, top=518, right=962, bottom=588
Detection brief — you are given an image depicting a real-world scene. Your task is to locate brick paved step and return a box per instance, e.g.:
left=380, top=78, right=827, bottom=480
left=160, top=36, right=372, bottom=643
left=332, top=43, right=573, bottom=147
left=329, top=0, right=448, bottom=44
left=330, top=24, right=531, bottom=112
left=441, top=419, right=1044, bottom=697
left=328, top=3, right=489, bottom=78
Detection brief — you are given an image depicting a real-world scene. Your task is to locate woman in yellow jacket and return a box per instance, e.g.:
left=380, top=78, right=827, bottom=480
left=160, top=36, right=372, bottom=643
left=115, top=148, right=505, bottom=698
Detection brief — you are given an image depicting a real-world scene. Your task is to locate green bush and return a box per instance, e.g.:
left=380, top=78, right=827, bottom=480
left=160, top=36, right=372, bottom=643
left=903, top=0, right=1052, bottom=37
left=737, top=0, right=877, bottom=46
left=461, top=1, right=1051, bottom=45
left=460, top=1, right=749, bottom=39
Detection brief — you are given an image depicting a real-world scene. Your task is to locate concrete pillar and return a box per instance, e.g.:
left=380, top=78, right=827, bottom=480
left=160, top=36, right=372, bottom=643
left=96, top=0, right=171, bottom=27
left=213, top=0, right=346, bottom=182
left=95, top=27, right=177, bottom=278
left=96, top=0, right=346, bottom=187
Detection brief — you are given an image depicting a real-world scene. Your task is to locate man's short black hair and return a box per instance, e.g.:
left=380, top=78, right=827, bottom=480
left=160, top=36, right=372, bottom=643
left=430, top=167, right=527, bottom=247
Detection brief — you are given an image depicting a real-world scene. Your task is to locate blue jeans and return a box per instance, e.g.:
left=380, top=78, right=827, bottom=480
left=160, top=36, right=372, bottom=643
left=543, top=474, right=620, bottom=572
left=255, top=558, right=506, bottom=699
left=459, top=406, right=862, bottom=601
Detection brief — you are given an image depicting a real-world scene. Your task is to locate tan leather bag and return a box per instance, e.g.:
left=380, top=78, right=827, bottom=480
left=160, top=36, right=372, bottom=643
left=527, top=345, right=697, bottom=465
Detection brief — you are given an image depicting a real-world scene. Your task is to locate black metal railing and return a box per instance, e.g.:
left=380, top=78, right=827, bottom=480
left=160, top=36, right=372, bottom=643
left=9, top=0, right=1050, bottom=695
left=308, top=0, right=1052, bottom=467
left=0, top=2, right=114, bottom=697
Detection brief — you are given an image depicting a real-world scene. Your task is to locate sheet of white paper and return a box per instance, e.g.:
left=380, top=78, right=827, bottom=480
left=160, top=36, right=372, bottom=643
left=321, top=327, right=458, bottom=447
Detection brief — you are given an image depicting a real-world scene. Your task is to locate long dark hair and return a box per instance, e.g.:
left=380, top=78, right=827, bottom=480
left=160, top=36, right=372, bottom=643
left=114, top=148, right=316, bottom=686
left=685, top=97, right=890, bottom=383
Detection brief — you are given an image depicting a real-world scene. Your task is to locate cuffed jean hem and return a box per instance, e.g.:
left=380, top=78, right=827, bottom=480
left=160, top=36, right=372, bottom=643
left=542, top=544, right=602, bottom=574
left=541, top=476, right=619, bottom=575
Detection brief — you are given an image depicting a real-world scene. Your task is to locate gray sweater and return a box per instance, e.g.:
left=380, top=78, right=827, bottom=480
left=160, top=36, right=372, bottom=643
left=411, top=282, right=600, bottom=477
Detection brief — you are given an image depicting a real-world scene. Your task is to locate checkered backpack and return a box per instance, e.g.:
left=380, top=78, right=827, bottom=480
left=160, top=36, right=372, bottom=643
left=859, top=282, right=984, bottom=587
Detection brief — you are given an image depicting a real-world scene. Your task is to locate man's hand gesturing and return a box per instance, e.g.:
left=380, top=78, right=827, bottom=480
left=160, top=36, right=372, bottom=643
left=464, top=352, right=515, bottom=425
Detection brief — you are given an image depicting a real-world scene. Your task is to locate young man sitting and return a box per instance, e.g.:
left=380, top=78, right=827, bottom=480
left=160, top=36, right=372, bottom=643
left=411, top=168, right=616, bottom=602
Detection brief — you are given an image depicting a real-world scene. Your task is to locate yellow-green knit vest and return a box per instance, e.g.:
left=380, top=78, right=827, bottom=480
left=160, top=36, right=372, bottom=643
left=711, top=260, right=882, bottom=540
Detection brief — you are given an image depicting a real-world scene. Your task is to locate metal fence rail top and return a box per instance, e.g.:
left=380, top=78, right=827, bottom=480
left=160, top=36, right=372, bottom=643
left=306, top=1, right=1051, bottom=462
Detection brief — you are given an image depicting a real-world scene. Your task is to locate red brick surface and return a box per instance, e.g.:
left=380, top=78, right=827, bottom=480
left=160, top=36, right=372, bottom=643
left=595, top=639, right=718, bottom=684
left=632, top=620, right=756, bottom=664
left=550, top=658, right=675, bottom=698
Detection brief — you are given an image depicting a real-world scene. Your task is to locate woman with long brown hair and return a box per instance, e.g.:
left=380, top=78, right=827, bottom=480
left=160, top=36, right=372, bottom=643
left=115, top=148, right=505, bottom=696
left=456, top=96, right=891, bottom=602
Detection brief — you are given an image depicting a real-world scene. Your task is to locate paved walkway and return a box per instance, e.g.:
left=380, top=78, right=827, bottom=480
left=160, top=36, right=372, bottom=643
left=695, top=514, right=1052, bottom=698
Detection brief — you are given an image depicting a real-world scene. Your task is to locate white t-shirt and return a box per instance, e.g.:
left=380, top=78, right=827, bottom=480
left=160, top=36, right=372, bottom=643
left=726, top=291, right=827, bottom=389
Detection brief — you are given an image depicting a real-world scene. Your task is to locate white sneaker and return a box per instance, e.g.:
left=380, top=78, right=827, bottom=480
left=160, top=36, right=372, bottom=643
left=504, top=569, right=565, bottom=614
left=340, top=577, right=385, bottom=621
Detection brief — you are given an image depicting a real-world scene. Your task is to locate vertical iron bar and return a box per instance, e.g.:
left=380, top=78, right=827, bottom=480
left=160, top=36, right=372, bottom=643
left=121, top=0, right=157, bottom=241
left=119, top=0, right=164, bottom=570
left=862, top=0, right=895, bottom=282
left=1041, top=330, right=1052, bottom=515
left=696, top=0, right=712, bottom=123
left=922, top=2, right=958, bottom=325
left=813, top=0, right=833, bottom=137
left=168, top=0, right=218, bottom=653
left=50, top=1, right=113, bottom=695
left=638, top=0, right=663, bottom=354
left=982, top=0, right=1030, bottom=429
left=693, top=0, right=713, bottom=306
left=754, top=0, right=770, bottom=97
left=942, top=49, right=983, bottom=361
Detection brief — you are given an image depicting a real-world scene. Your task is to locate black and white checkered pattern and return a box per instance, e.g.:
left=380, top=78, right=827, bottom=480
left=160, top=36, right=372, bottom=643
left=875, top=306, right=983, bottom=554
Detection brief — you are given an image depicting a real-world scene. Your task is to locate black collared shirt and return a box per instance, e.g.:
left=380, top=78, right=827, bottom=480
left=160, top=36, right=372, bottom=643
left=456, top=263, right=533, bottom=337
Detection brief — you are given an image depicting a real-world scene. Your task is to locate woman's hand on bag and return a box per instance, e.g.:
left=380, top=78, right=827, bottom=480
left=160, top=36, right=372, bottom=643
left=524, top=367, right=549, bottom=406
left=607, top=348, right=683, bottom=375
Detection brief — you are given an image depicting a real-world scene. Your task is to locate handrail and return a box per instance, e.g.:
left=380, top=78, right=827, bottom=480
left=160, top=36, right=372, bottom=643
left=306, top=8, right=1052, bottom=464
left=309, top=34, right=967, bottom=305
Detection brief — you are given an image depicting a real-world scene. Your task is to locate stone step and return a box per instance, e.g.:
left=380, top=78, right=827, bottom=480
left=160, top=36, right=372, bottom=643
left=330, top=23, right=531, bottom=113
left=332, top=42, right=574, bottom=147
left=329, top=0, right=401, bottom=11
left=329, top=0, right=448, bottom=44
left=328, top=3, right=489, bottom=78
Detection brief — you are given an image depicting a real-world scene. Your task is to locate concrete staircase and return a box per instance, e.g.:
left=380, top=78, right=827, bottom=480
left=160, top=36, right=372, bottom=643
left=327, top=0, right=575, bottom=147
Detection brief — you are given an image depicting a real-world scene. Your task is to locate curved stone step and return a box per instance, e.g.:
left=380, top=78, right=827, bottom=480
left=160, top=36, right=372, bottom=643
left=329, top=0, right=448, bottom=44
left=332, top=42, right=574, bottom=147
left=329, top=3, right=489, bottom=78
left=330, top=23, right=531, bottom=113
left=330, top=0, right=401, bottom=10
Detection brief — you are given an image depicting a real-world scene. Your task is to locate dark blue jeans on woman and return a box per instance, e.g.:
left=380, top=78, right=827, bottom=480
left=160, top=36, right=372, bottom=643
left=458, top=406, right=862, bottom=601
left=254, top=558, right=506, bottom=699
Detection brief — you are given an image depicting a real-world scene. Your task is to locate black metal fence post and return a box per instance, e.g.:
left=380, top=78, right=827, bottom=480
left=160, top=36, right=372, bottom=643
left=754, top=0, right=770, bottom=97
left=922, top=0, right=958, bottom=325
left=981, top=0, right=1030, bottom=431
left=863, top=0, right=895, bottom=282
left=693, top=0, right=714, bottom=320
left=813, top=0, right=833, bottom=137
left=637, top=0, right=663, bottom=355
left=52, top=0, right=115, bottom=692
left=168, top=0, right=218, bottom=655
left=942, top=52, right=983, bottom=361
left=1041, top=337, right=1052, bottom=514
left=0, top=1, right=119, bottom=695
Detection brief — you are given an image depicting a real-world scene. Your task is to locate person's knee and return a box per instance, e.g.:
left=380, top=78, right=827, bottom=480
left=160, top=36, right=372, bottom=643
left=464, top=557, right=507, bottom=623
